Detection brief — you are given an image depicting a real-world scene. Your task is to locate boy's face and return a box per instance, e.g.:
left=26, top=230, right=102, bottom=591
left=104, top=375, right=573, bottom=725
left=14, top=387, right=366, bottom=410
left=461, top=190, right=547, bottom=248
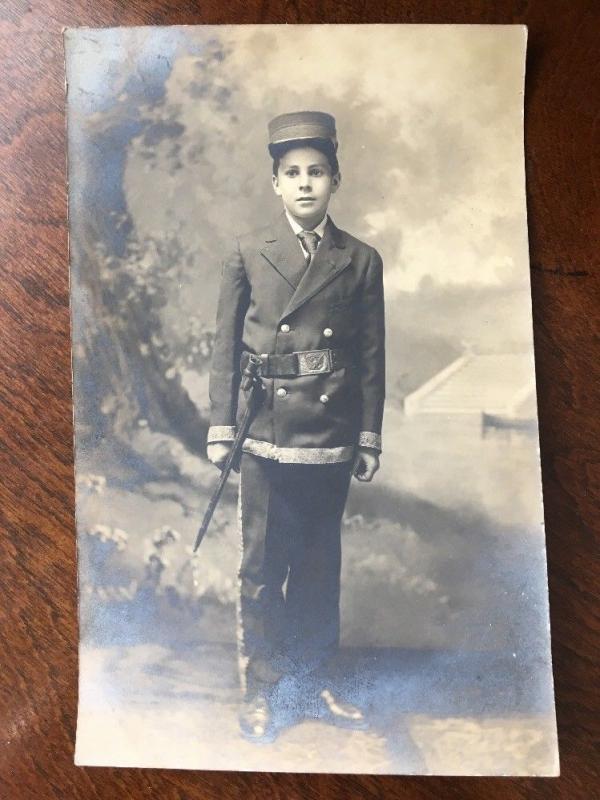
left=272, top=145, right=341, bottom=230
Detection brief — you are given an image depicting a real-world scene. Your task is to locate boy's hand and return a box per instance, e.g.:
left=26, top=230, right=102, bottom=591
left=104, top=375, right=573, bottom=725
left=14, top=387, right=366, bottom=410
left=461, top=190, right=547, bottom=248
left=207, top=442, right=233, bottom=471
left=352, top=447, right=380, bottom=482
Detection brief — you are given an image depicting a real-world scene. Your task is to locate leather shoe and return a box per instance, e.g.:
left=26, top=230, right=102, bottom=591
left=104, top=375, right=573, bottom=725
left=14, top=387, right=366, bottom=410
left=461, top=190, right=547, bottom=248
left=239, top=692, right=278, bottom=744
left=313, top=688, right=369, bottom=730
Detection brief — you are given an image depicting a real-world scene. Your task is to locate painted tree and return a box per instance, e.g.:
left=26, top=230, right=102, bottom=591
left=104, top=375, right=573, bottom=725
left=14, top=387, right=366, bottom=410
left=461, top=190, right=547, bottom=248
left=71, top=38, right=242, bottom=458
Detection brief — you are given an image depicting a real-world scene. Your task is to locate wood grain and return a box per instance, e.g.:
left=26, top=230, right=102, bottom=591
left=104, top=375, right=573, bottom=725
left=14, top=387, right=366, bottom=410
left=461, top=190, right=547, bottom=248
left=1, top=1, right=598, bottom=797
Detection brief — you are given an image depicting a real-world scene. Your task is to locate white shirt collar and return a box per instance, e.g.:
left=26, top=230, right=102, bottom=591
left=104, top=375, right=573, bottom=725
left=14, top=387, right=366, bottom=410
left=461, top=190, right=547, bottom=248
left=285, top=209, right=329, bottom=240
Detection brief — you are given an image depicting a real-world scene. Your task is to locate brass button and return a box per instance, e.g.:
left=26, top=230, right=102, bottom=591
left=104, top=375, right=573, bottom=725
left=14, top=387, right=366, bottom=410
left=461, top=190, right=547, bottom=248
left=280, top=323, right=290, bottom=333
left=276, top=387, right=288, bottom=398
left=323, top=327, right=333, bottom=338
left=319, top=394, right=329, bottom=404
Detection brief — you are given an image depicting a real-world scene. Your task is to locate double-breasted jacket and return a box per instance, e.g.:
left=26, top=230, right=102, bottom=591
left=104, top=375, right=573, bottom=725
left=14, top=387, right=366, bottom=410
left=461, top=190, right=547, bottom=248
left=207, top=210, right=385, bottom=464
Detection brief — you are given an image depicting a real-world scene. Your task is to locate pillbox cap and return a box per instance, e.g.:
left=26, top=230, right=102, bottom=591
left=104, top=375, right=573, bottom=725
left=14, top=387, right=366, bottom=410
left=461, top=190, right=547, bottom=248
left=268, top=111, right=338, bottom=156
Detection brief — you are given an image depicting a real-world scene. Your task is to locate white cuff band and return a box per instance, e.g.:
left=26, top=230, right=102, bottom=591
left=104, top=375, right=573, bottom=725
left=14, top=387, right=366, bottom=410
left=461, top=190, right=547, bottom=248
left=358, top=431, right=382, bottom=451
left=207, top=425, right=237, bottom=443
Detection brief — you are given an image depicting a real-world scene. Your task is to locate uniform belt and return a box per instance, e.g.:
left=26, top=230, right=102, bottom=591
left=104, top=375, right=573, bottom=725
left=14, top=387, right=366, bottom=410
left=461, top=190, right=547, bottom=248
left=241, top=348, right=353, bottom=378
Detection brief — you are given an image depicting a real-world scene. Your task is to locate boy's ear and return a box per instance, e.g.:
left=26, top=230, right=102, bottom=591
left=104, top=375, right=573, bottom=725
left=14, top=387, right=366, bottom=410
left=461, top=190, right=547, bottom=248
left=272, top=174, right=282, bottom=197
left=330, top=171, right=341, bottom=193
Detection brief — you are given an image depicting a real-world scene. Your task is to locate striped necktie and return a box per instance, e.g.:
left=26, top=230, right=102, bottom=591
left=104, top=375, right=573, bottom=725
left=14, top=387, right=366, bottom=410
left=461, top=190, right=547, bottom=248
left=297, top=230, right=321, bottom=266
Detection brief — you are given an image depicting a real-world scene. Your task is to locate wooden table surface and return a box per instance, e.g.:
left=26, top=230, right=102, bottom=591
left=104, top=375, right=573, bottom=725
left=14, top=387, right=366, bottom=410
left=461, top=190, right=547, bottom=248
left=1, top=1, right=598, bottom=797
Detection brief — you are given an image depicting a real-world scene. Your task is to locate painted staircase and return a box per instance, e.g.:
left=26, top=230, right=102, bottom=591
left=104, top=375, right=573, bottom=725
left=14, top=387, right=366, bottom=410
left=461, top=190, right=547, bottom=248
left=404, top=354, right=536, bottom=417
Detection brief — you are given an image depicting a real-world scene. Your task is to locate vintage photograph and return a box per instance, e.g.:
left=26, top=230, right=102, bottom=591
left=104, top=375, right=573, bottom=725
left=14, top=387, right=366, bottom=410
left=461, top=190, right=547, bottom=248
left=65, top=24, right=558, bottom=774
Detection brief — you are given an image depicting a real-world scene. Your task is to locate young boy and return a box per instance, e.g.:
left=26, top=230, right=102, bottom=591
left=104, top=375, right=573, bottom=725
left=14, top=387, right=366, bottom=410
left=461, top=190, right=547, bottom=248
left=207, top=111, right=385, bottom=742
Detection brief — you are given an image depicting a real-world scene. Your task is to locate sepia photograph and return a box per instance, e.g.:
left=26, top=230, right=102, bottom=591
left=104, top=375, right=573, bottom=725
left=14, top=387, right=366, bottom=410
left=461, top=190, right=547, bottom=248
left=64, top=23, right=558, bottom=775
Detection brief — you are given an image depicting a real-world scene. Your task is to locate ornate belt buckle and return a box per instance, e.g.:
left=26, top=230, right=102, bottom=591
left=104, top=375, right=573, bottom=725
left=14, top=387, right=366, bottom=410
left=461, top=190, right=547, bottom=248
left=297, top=349, right=332, bottom=375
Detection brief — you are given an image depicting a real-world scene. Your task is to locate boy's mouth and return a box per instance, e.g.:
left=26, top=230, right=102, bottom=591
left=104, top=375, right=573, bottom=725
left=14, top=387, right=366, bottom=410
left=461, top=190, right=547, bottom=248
left=297, top=197, right=316, bottom=202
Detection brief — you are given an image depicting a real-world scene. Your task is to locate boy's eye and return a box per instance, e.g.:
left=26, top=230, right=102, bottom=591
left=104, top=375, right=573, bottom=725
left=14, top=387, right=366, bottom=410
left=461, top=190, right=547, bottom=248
left=285, top=169, right=298, bottom=177
left=309, top=168, right=324, bottom=176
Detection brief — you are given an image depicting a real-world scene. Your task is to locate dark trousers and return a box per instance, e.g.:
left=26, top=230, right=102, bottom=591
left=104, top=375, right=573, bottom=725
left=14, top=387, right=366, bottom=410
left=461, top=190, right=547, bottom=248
left=237, top=452, right=353, bottom=698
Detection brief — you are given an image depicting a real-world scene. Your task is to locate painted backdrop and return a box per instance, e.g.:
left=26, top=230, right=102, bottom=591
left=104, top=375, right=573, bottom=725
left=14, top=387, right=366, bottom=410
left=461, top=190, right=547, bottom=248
left=66, top=24, right=558, bottom=775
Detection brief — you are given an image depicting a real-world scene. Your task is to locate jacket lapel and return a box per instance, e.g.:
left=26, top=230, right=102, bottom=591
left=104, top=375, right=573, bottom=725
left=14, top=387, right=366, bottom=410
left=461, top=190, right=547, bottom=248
left=259, top=212, right=310, bottom=291
left=282, top=216, right=351, bottom=319
left=259, top=211, right=353, bottom=320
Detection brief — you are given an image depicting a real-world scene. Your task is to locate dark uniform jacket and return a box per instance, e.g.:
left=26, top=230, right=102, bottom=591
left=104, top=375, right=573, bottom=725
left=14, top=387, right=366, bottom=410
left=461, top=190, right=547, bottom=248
left=208, top=210, right=385, bottom=463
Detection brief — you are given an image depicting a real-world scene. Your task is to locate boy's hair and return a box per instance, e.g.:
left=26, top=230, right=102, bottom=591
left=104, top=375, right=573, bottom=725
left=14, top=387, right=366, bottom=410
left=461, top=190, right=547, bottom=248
left=271, top=137, right=340, bottom=177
